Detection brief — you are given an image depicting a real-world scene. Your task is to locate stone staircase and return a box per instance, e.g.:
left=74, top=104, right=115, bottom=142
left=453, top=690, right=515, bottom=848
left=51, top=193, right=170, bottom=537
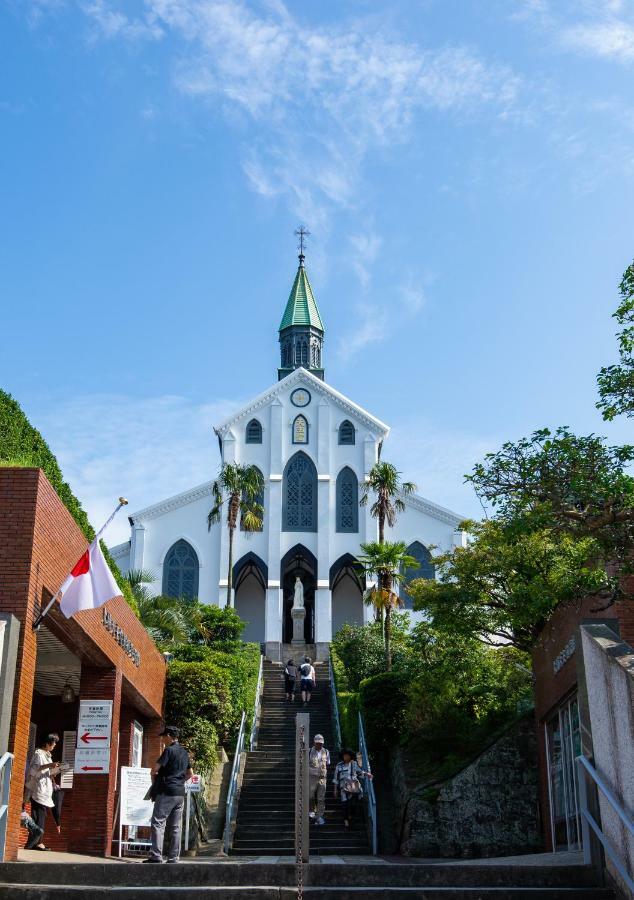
left=0, top=859, right=616, bottom=898
left=230, top=658, right=370, bottom=856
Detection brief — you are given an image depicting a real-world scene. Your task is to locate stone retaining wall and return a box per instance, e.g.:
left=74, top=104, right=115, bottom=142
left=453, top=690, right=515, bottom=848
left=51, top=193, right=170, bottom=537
left=393, top=715, right=541, bottom=858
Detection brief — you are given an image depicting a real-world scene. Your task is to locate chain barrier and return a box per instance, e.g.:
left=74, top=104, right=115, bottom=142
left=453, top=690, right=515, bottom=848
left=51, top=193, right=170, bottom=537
left=296, top=722, right=306, bottom=900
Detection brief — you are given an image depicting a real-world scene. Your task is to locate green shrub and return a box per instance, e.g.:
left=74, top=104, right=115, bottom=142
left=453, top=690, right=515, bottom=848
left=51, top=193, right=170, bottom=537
left=0, top=389, right=137, bottom=614
left=359, top=669, right=409, bottom=753
left=332, top=616, right=411, bottom=691
left=194, top=605, right=247, bottom=646
left=337, top=691, right=359, bottom=750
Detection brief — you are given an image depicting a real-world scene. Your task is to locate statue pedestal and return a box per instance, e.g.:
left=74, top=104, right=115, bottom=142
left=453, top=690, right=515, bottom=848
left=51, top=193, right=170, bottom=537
left=291, top=606, right=306, bottom=646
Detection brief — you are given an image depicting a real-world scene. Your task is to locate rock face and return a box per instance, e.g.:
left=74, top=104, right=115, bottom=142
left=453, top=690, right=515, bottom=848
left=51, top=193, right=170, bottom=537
left=393, top=716, right=541, bottom=858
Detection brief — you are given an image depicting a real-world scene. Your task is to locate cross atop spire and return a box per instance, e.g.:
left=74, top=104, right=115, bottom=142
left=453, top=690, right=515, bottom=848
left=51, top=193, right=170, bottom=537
left=294, top=225, right=310, bottom=266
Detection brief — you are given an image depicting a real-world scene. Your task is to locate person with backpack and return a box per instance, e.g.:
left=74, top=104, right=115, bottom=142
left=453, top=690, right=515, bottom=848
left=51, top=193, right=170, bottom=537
left=299, top=656, right=316, bottom=706
left=333, top=748, right=373, bottom=829
left=284, top=659, right=297, bottom=702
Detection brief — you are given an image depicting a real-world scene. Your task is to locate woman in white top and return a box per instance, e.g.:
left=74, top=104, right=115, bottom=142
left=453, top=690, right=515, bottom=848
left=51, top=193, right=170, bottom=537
left=333, top=749, right=373, bottom=829
left=25, top=733, right=64, bottom=850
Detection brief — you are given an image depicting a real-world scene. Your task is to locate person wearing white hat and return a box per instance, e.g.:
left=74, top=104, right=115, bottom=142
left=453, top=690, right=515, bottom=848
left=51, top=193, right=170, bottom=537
left=308, top=734, right=330, bottom=826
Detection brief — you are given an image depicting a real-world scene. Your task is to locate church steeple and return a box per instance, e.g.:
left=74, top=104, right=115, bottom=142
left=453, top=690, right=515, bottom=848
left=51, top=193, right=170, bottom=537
left=278, top=228, right=325, bottom=381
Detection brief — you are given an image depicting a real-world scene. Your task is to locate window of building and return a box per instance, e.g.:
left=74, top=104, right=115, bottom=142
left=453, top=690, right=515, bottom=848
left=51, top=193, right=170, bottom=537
left=283, top=451, right=317, bottom=532
left=336, top=467, right=359, bottom=533
left=400, top=541, right=435, bottom=609
left=162, top=539, right=199, bottom=599
left=246, top=418, right=262, bottom=444
left=292, top=414, right=309, bottom=444
left=338, top=420, right=355, bottom=445
left=240, top=467, right=264, bottom=531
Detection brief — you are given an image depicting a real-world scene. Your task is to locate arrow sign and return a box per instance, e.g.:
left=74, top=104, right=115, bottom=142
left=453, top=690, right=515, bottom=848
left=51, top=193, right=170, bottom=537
left=81, top=766, right=104, bottom=772
left=74, top=747, right=110, bottom=775
left=80, top=732, right=108, bottom=744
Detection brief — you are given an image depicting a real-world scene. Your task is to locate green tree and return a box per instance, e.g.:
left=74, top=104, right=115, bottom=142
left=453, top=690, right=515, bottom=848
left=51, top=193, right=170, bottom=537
left=357, top=541, right=417, bottom=670
left=466, top=427, right=634, bottom=589
left=360, top=461, right=416, bottom=543
left=408, top=519, right=614, bottom=651
left=126, top=569, right=203, bottom=648
left=208, top=463, right=264, bottom=607
left=597, top=261, right=634, bottom=420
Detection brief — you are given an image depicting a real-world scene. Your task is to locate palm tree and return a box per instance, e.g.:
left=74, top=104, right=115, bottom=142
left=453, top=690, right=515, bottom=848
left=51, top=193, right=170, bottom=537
left=357, top=541, right=418, bottom=670
left=208, top=463, right=264, bottom=607
left=126, top=569, right=201, bottom=648
left=360, top=461, right=416, bottom=543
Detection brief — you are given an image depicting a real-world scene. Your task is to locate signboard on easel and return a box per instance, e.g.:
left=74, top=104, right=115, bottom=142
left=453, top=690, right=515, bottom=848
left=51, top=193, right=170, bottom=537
left=118, top=766, right=153, bottom=856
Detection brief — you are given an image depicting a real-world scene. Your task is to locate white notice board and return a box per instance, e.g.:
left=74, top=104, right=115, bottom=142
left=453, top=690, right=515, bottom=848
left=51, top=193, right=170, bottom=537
left=77, top=700, right=113, bottom=747
left=74, top=747, right=110, bottom=774
left=120, top=767, right=153, bottom=827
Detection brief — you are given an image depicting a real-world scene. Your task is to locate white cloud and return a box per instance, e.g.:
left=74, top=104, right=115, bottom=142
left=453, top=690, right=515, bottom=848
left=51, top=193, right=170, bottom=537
left=33, top=393, right=240, bottom=545
left=399, top=280, right=427, bottom=315
left=349, top=232, right=382, bottom=288
left=563, top=20, right=634, bottom=61
left=336, top=303, right=389, bottom=361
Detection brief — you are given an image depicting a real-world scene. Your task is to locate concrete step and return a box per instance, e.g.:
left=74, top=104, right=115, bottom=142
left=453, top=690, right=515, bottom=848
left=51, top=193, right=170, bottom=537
left=1, top=887, right=613, bottom=899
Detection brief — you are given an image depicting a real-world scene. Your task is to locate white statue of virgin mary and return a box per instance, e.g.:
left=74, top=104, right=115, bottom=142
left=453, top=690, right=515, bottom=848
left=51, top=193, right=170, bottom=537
left=293, top=576, right=304, bottom=609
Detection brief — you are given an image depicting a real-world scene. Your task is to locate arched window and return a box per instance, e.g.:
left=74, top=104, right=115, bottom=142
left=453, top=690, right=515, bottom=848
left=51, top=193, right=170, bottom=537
left=401, top=541, right=435, bottom=609
left=292, top=414, right=309, bottom=444
left=336, top=467, right=359, bottom=533
left=241, top=466, right=264, bottom=531
left=301, top=341, right=308, bottom=366
left=338, top=420, right=355, bottom=445
left=283, top=451, right=317, bottom=532
left=162, top=539, right=199, bottom=599
left=246, top=418, right=262, bottom=444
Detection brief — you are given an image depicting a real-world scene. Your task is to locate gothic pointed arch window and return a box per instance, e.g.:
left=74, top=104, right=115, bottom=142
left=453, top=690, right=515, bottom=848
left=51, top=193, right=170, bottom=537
left=338, top=420, right=355, bottom=445
left=283, top=451, right=317, bottom=532
left=246, top=418, right=262, bottom=444
left=401, top=541, right=435, bottom=609
left=336, top=466, right=359, bottom=533
left=162, top=539, right=199, bottom=600
left=241, top=466, right=264, bottom=531
left=292, top=414, right=309, bottom=444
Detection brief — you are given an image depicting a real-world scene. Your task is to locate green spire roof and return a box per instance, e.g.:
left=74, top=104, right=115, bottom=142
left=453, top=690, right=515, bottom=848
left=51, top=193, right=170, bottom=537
left=279, top=262, right=324, bottom=332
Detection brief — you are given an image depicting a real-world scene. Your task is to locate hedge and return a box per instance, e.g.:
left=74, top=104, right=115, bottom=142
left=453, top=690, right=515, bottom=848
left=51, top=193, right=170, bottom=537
left=0, top=389, right=137, bottom=614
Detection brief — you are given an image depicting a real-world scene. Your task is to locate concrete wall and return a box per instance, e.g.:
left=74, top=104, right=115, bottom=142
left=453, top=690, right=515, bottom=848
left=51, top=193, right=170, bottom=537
left=393, top=716, right=541, bottom=859
left=580, top=623, right=634, bottom=891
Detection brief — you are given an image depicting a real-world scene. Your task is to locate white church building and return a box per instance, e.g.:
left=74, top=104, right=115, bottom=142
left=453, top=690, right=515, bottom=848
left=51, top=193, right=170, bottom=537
left=111, top=246, right=465, bottom=660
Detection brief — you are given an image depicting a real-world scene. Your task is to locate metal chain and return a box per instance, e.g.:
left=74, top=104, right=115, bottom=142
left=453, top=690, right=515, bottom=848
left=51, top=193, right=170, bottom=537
left=296, top=723, right=305, bottom=900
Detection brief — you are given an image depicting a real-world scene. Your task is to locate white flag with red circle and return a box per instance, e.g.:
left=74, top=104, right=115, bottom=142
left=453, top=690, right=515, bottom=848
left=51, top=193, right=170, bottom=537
left=58, top=539, right=120, bottom=618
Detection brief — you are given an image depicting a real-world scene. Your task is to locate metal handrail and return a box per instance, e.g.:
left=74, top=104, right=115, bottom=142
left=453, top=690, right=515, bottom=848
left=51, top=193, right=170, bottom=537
left=358, top=711, right=377, bottom=856
left=249, top=653, right=264, bottom=751
left=328, top=655, right=342, bottom=750
left=576, top=754, right=634, bottom=894
left=0, top=752, right=13, bottom=862
left=223, top=711, right=246, bottom=855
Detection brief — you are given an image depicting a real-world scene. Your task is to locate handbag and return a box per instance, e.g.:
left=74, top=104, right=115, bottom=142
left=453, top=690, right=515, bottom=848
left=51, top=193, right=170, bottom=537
left=342, top=777, right=362, bottom=794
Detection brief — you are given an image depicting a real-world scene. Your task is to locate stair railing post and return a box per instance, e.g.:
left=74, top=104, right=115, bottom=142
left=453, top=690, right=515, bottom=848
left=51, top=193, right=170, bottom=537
left=295, top=712, right=310, bottom=881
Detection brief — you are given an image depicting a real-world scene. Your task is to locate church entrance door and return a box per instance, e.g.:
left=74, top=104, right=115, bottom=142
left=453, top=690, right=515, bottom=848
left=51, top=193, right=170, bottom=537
left=280, top=545, right=316, bottom=644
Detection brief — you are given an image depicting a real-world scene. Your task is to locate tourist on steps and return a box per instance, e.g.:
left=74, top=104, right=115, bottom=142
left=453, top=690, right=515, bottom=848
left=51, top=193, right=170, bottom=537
left=333, top=749, right=373, bottom=830
left=145, top=725, right=193, bottom=864
left=24, top=732, right=70, bottom=851
left=284, top=659, right=298, bottom=701
left=300, top=656, right=316, bottom=705
left=308, top=734, right=330, bottom=826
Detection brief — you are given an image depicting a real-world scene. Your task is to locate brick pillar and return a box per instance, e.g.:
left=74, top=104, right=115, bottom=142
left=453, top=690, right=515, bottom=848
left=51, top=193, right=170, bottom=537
left=144, top=718, right=164, bottom=770
left=68, top=666, right=122, bottom=856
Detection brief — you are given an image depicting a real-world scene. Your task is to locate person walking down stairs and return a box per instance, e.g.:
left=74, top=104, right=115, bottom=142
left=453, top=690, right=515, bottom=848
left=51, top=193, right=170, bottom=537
left=308, top=733, right=330, bottom=827
left=300, top=656, right=316, bottom=705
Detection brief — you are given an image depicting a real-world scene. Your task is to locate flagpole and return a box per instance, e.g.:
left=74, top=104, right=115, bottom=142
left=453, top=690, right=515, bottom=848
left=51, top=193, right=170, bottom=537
left=32, top=497, right=129, bottom=631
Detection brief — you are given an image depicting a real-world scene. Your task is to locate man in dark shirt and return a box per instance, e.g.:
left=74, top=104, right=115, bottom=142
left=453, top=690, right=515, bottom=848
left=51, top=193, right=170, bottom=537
left=145, top=725, right=193, bottom=864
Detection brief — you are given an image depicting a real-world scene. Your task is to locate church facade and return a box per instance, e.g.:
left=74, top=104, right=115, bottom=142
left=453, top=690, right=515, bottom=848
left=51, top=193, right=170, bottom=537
left=111, top=249, right=465, bottom=660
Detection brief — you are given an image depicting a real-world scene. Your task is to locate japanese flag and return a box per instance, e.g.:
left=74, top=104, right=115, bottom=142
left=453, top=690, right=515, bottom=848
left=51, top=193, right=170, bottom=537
left=58, top=539, right=120, bottom=618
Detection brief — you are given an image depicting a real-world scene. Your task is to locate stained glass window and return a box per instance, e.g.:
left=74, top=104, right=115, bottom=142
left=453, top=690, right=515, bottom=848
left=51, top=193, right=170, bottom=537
left=293, top=414, right=308, bottom=444
left=246, top=419, right=262, bottom=444
left=162, top=539, right=199, bottom=599
left=336, top=467, right=358, bottom=533
left=338, top=420, right=355, bottom=445
left=283, top=451, right=317, bottom=531
left=400, top=541, right=435, bottom=609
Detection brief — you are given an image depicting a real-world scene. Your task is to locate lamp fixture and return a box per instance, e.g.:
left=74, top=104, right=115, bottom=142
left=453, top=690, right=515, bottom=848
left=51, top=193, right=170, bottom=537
left=61, top=681, right=75, bottom=704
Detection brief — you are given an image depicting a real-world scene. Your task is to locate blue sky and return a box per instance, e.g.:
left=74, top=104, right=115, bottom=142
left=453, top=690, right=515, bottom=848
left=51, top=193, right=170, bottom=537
left=2, top=0, right=633, bottom=543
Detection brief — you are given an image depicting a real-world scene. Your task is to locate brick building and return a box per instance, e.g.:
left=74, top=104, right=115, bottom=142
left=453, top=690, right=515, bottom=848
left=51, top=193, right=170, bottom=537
left=0, top=467, right=167, bottom=860
left=531, top=588, right=634, bottom=855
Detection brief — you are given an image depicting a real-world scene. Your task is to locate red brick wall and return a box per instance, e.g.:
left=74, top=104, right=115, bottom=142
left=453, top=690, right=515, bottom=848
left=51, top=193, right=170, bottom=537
left=0, top=468, right=167, bottom=859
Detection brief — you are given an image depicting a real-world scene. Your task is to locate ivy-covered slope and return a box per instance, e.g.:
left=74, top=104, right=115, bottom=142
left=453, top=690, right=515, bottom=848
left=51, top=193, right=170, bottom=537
left=0, top=389, right=137, bottom=614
